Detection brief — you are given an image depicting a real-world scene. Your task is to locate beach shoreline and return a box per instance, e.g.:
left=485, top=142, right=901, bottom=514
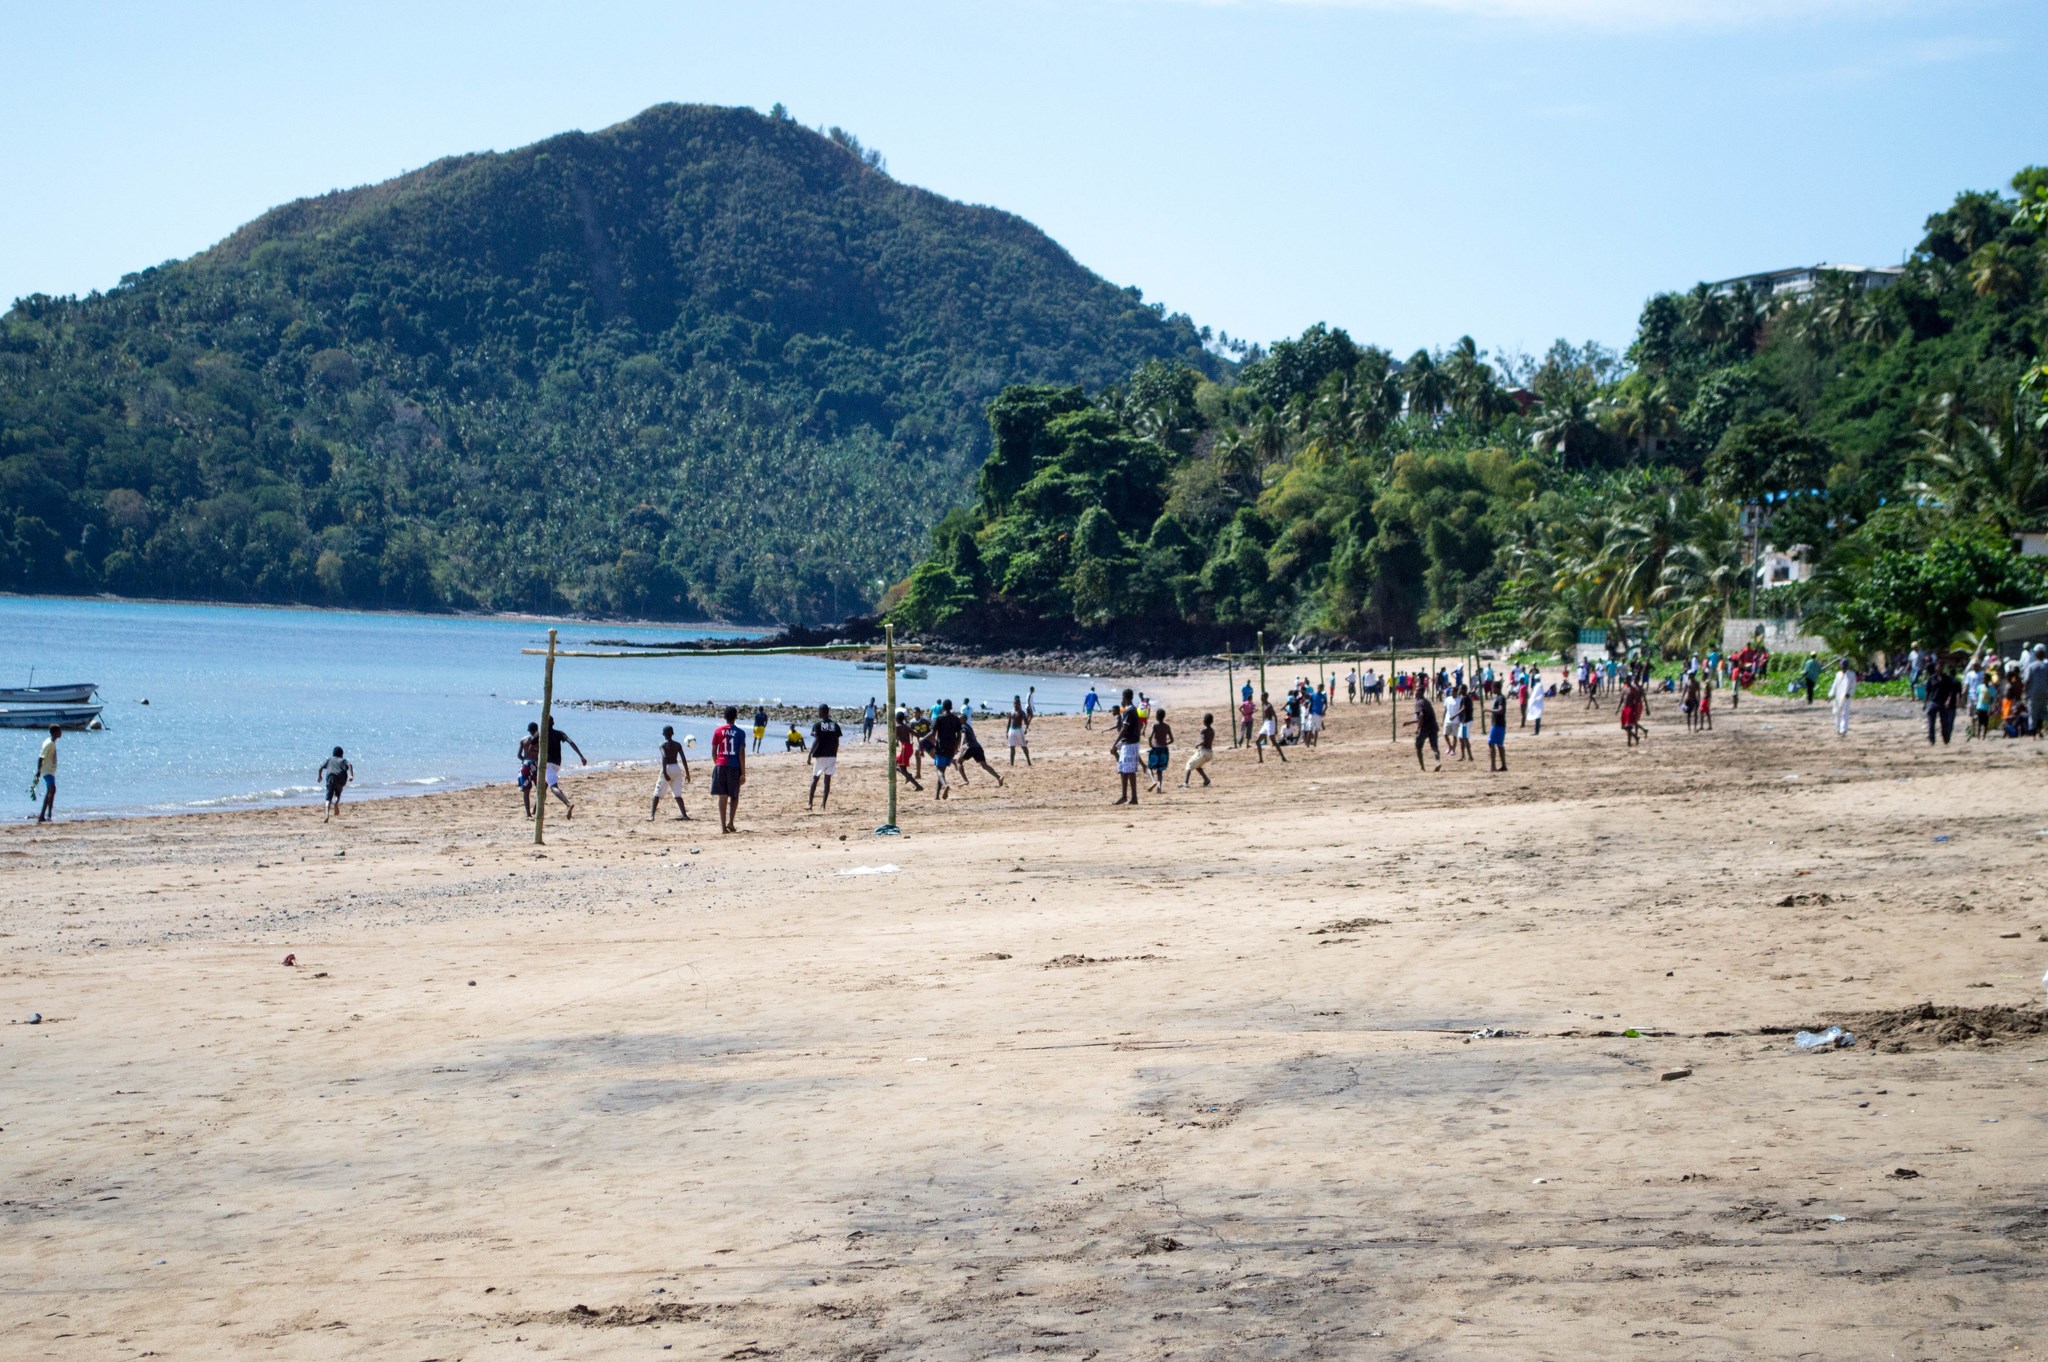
left=7, top=689, right=2045, bottom=1361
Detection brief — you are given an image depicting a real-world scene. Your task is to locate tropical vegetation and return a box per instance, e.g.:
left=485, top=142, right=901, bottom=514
left=892, top=167, right=2048, bottom=661
left=0, top=103, right=1210, bottom=620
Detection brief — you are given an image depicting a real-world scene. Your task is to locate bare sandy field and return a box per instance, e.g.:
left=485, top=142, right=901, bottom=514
left=3, top=675, right=2045, bottom=1360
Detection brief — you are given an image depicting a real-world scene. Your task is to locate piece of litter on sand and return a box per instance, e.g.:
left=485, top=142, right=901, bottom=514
left=1794, top=1026, right=1854, bottom=1050
left=838, top=864, right=900, bottom=876
left=1531, top=1177, right=1549, bottom=1185
left=1826, top=1214, right=1847, bottom=1222
left=909, top=1056, right=927, bottom=1063
left=1934, top=835, right=1951, bottom=843
left=26, top=1013, right=41, bottom=1025
left=1661, top=1068, right=1693, bottom=1081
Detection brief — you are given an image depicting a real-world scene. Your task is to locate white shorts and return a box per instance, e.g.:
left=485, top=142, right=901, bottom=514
left=1116, top=743, right=1141, bottom=775
left=654, top=764, right=686, bottom=797
left=1304, top=713, right=1322, bottom=733
left=1259, top=720, right=1275, bottom=737
left=812, top=756, right=837, bottom=777
left=1007, top=729, right=1026, bottom=747
left=545, top=762, right=562, bottom=788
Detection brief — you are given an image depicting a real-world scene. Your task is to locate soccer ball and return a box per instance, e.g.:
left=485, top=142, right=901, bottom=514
left=685, top=735, right=698, bottom=747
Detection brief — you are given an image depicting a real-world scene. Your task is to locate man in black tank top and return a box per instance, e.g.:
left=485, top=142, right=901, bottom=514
left=808, top=703, right=843, bottom=810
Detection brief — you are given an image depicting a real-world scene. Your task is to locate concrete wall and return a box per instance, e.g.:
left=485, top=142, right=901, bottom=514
left=1723, top=617, right=1826, bottom=656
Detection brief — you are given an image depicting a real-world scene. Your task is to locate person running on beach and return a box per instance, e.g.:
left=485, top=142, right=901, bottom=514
left=1183, top=713, right=1216, bottom=787
left=517, top=724, right=539, bottom=817
left=31, top=724, right=59, bottom=823
left=1112, top=688, right=1145, bottom=804
left=806, top=704, right=842, bottom=810
left=1006, top=696, right=1032, bottom=766
left=651, top=725, right=692, bottom=821
left=316, top=745, right=354, bottom=821
left=1487, top=690, right=1508, bottom=771
left=1145, top=707, right=1173, bottom=794
left=711, top=706, right=747, bottom=832
left=862, top=698, right=877, bottom=743
left=542, top=721, right=586, bottom=819
left=1255, top=695, right=1288, bottom=763
left=1403, top=690, right=1441, bottom=771
left=893, top=709, right=924, bottom=791
left=957, top=709, right=1005, bottom=786
left=931, top=699, right=965, bottom=800
left=751, top=706, right=769, bottom=754
left=1083, top=686, right=1099, bottom=729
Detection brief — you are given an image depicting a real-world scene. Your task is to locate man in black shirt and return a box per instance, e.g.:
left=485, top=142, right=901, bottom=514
left=808, top=703, right=844, bottom=810
left=931, top=699, right=965, bottom=801
left=1403, top=693, right=1441, bottom=772
left=542, top=722, right=587, bottom=819
left=1113, top=688, right=1145, bottom=805
left=1925, top=662, right=1961, bottom=746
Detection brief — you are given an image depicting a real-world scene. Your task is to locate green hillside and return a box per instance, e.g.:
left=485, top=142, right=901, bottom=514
left=892, top=169, right=2048, bottom=660
left=0, top=103, right=1210, bottom=620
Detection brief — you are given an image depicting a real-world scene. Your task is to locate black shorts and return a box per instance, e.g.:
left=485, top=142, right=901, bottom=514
left=710, top=765, right=741, bottom=798
left=325, top=778, right=347, bottom=801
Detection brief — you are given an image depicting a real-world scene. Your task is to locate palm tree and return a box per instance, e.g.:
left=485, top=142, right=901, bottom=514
left=1530, top=387, right=1598, bottom=467
left=1967, top=242, right=2026, bottom=301
left=1911, top=392, right=2048, bottom=534
left=1600, top=381, right=1679, bottom=459
left=1401, top=350, right=1449, bottom=422
left=1655, top=500, right=1744, bottom=654
left=1247, top=406, right=1289, bottom=486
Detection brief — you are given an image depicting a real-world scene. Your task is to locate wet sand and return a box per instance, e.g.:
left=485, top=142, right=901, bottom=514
left=4, top=677, right=2045, bottom=1359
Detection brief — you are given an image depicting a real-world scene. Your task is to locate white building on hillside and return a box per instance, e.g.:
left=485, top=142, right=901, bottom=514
left=1710, top=263, right=1904, bottom=301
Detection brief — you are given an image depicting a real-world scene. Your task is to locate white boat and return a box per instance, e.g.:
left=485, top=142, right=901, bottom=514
left=0, top=702, right=104, bottom=730
left=0, top=682, right=98, bottom=704
left=899, top=667, right=929, bottom=680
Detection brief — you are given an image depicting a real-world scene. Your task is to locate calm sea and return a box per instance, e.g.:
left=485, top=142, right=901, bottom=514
left=0, top=599, right=1079, bottom=819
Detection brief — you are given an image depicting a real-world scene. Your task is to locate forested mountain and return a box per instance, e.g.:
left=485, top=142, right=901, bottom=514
left=0, top=103, right=1210, bottom=620
left=892, top=169, right=2048, bottom=659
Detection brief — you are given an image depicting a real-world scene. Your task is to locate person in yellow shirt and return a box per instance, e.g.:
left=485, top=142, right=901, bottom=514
left=32, top=724, right=59, bottom=823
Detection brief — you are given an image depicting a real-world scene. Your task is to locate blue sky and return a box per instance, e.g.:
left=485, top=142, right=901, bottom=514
left=3, top=0, right=2041, bottom=360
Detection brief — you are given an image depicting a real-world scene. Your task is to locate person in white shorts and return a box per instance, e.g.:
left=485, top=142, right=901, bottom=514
left=651, top=724, right=691, bottom=820
left=1006, top=696, right=1032, bottom=766
left=807, top=703, right=843, bottom=810
left=542, top=722, right=587, bottom=819
left=1183, top=713, right=1216, bottom=787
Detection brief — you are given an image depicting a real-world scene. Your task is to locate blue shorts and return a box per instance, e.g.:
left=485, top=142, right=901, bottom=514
left=41, top=774, right=55, bottom=794
left=1489, top=725, right=1506, bottom=746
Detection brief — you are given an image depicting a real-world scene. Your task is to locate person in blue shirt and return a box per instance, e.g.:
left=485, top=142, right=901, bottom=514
left=1304, top=684, right=1327, bottom=747
left=1083, top=686, right=1099, bottom=729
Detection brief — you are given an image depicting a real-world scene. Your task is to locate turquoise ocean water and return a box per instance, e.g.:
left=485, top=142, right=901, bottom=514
left=0, top=598, right=1077, bottom=819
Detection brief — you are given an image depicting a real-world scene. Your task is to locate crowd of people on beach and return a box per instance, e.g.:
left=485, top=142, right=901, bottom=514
left=472, top=641, right=2048, bottom=829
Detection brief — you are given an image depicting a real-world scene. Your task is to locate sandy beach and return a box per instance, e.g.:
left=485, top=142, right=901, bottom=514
left=4, top=673, right=2045, bottom=1360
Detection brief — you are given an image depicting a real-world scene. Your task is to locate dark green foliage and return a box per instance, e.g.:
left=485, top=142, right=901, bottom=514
left=0, top=103, right=1209, bottom=619
left=892, top=167, right=2045, bottom=659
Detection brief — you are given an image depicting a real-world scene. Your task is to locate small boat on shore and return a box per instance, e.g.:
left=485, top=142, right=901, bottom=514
left=0, top=703, right=104, bottom=730
left=899, top=667, right=929, bottom=680
left=0, top=682, right=98, bottom=704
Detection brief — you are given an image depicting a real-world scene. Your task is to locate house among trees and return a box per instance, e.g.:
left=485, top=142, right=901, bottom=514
left=1708, top=262, right=1905, bottom=300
